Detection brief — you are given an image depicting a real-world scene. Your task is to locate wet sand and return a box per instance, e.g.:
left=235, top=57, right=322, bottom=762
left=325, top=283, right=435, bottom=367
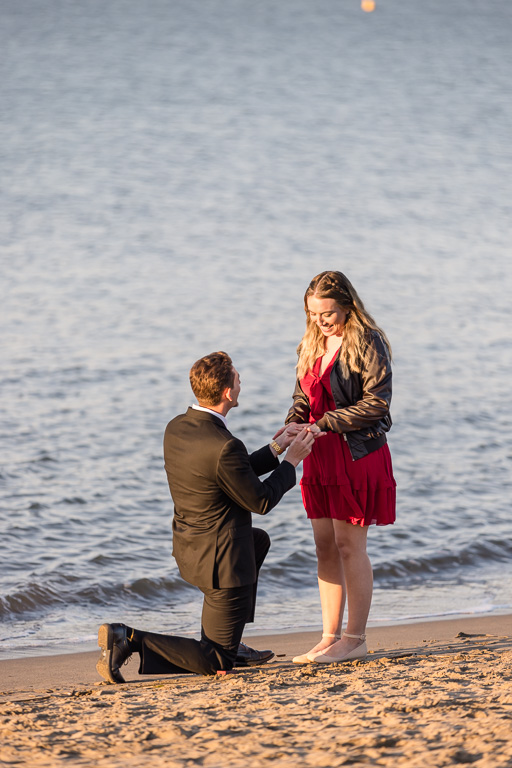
left=1, top=614, right=511, bottom=767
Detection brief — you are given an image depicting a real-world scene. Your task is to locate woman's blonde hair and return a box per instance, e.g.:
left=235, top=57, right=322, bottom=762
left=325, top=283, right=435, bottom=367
left=296, top=271, right=392, bottom=379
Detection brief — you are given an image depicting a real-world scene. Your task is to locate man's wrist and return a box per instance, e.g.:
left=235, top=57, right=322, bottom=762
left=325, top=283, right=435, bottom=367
left=269, top=440, right=284, bottom=455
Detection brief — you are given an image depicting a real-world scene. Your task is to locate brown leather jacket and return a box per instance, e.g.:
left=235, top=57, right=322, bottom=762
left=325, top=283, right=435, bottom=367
left=285, top=330, right=392, bottom=461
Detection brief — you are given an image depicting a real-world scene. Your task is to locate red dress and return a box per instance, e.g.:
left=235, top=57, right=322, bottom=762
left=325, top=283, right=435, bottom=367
left=300, top=351, right=396, bottom=527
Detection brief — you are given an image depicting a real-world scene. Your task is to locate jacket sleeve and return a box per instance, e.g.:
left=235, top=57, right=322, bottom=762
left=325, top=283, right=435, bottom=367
left=249, top=444, right=280, bottom=476
left=316, top=333, right=392, bottom=433
left=285, top=378, right=311, bottom=424
left=216, top=437, right=296, bottom=516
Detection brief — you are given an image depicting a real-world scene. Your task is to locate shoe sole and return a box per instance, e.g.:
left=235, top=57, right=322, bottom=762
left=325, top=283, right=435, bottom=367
left=96, top=623, right=123, bottom=684
left=312, top=654, right=367, bottom=664
left=234, top=652, right=275, bottom=667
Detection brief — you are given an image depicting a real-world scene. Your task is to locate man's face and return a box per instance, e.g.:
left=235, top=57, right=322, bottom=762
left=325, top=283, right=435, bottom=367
left=229, top=367, right=241, bottom=408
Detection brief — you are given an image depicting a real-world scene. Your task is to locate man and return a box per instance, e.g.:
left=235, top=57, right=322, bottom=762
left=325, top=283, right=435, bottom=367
left=96, top=351, right=316, bottom=683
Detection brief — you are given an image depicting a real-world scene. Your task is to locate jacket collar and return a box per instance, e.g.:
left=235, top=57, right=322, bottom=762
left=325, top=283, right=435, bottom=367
left=187, top=406, right=228, bottom=430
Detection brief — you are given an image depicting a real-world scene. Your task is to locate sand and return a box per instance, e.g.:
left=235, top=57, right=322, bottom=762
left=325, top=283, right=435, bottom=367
left=1, top=615, right=511, bottom=767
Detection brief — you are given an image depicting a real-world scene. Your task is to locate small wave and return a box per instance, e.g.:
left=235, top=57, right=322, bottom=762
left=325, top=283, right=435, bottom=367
left=0, top=573, right=196, bottom=620
left=264, top=535, right=512, bottom=589
left=369, top=602, right=506, bottom=624
left=373, top=537, right=512, bottom=585
left=2, top=536, right=510, bottom=622
left=264, top=549, right=317, bottom=586
left=36, top=454, right=58, bottom=464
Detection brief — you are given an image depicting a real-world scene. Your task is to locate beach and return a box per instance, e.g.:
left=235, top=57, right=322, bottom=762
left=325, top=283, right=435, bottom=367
left=2, top=4, right=512, bottom=765
left=1, top=615, right=511, bottom=767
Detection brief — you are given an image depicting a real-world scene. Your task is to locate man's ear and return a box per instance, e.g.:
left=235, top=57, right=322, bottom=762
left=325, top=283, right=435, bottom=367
left=224, top=387, right=233, bottom=403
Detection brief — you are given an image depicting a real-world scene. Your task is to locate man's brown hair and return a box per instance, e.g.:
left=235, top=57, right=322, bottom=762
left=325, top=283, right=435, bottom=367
left=189, top=351, right=235, bottom=407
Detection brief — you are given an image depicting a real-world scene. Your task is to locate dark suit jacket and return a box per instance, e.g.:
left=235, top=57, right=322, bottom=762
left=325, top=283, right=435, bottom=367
left=163, top=407, right=296, bottom=589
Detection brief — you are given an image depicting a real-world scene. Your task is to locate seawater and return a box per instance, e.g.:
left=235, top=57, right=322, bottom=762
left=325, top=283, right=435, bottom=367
left=1, top=0, right=511, bottom=659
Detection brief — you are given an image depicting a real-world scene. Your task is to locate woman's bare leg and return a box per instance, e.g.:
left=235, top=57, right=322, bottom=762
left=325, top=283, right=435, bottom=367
left=306, top=518, right=346, bottom=654
left=319, top=520, right=372, bottom=657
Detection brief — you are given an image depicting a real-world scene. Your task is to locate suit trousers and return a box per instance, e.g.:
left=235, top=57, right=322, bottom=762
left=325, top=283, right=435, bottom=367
left=136, top=528, right=270, bottom=676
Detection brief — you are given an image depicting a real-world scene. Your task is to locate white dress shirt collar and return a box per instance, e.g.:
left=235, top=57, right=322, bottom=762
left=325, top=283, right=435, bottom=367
left=191, top=404, right=228, bottom=428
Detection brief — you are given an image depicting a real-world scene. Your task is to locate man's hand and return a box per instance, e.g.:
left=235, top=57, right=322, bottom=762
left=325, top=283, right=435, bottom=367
left=283, top=428, right=321, bottom=468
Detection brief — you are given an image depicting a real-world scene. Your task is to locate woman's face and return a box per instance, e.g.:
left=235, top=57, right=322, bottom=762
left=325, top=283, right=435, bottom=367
left=307, top=296, right=348, bottom=338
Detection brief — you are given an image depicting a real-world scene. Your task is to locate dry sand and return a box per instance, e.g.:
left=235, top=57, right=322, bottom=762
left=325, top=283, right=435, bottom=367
left=1, top=615, right=511, bottom=767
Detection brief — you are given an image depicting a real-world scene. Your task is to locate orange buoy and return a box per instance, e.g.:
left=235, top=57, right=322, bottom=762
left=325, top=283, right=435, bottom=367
left=361, top=0, right=376, bottom=11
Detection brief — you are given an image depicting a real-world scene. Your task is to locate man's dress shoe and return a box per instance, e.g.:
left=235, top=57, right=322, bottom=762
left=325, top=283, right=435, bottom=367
left=96, top=623, right=132, bottom=683
left=234, top=641, right=274, bottom=667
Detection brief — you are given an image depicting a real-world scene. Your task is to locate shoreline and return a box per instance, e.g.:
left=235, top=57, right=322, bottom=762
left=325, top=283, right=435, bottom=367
left=1, top=613, right=511, bottom=767
left=1, top=612, right=510, bottom=695
left=2, top=604, right=511, bottom=664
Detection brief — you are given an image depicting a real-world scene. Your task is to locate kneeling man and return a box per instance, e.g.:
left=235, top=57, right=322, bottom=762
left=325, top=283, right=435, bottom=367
left=97, top=351, right=316, bottom=682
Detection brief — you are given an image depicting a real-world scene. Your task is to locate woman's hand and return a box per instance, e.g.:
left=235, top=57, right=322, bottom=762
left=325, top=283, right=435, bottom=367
left=272, top=422, right=307, bottom=451
left=306, top=423, right=324, bottom=437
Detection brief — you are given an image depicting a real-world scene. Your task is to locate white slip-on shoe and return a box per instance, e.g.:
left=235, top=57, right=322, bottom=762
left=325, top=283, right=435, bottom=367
left=310, top=632, right=367, bottom=664
left=292, top=633, right=341, bottom=664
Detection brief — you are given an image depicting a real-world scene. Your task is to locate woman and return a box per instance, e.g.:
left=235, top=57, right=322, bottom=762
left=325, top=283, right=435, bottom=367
left=285, top=270, right=396, bottom=664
